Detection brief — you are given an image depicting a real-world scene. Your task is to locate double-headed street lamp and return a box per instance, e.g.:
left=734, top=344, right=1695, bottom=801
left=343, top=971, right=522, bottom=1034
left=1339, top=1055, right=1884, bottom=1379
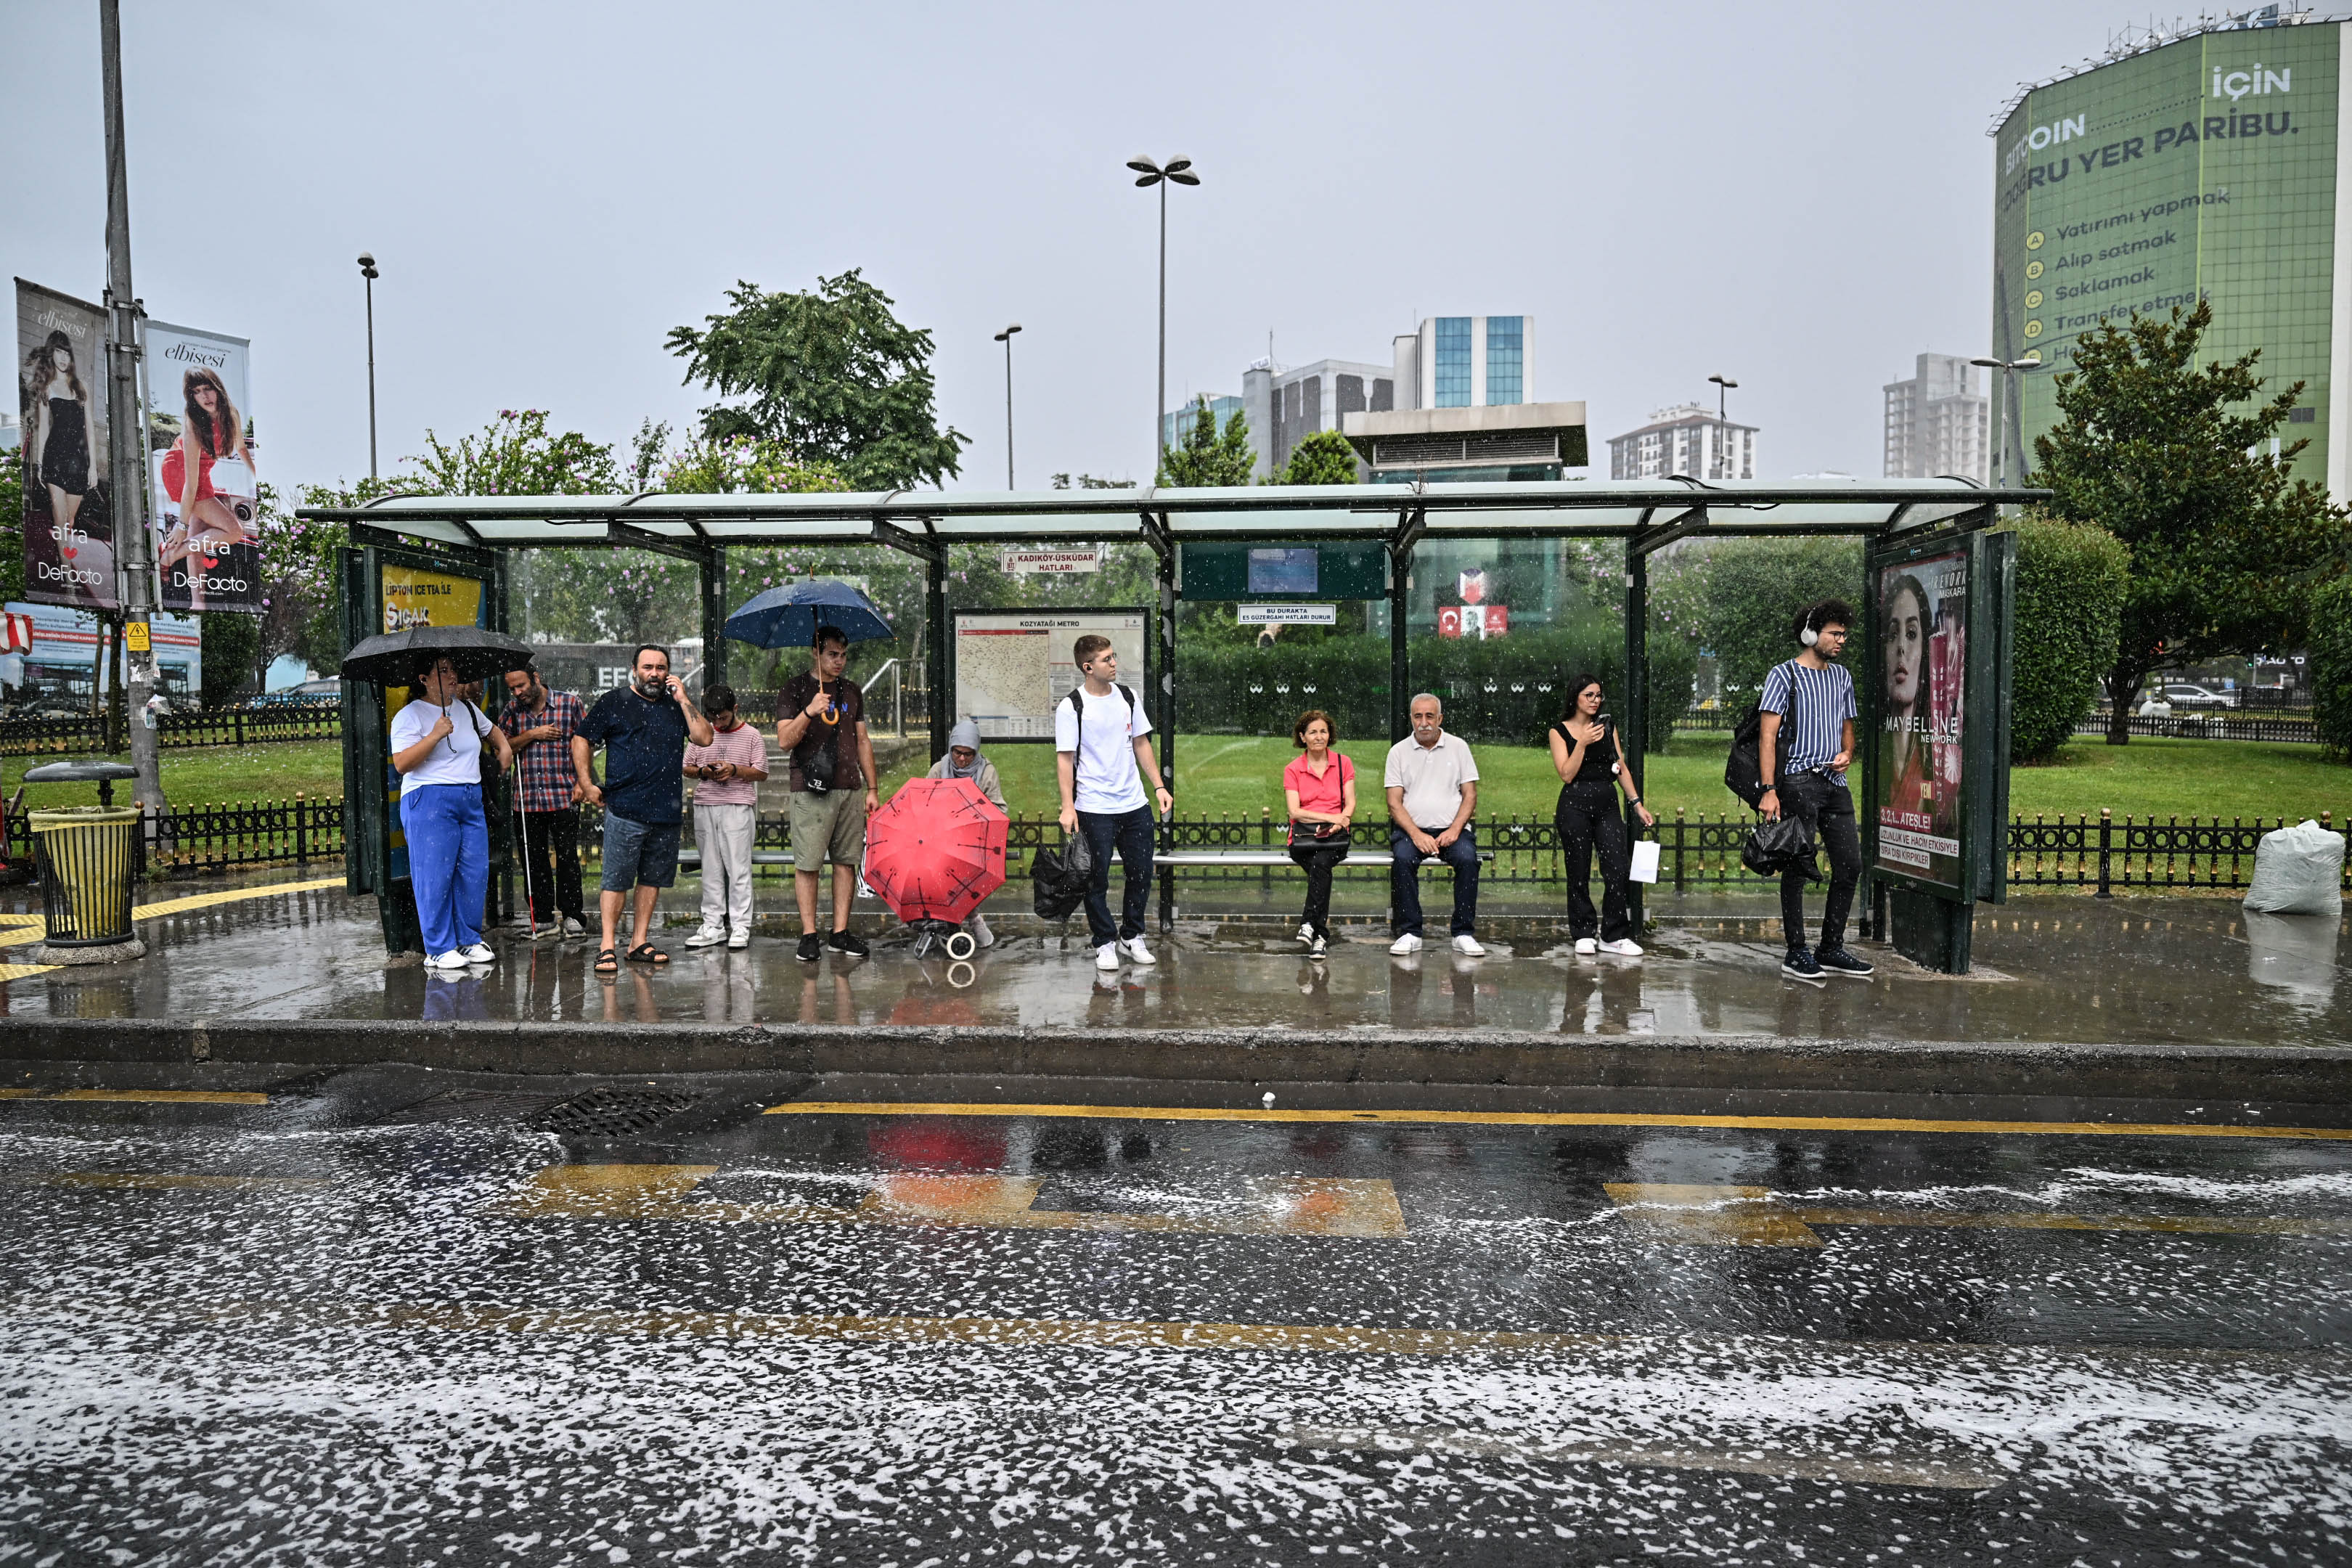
left=358, top=252, right=380, bottom=481
left=994, top=323, right=1022, bottom=489
left=1127, top=154, right=1200, bottom=478
left=1707, top=374, right=1739, bottom=480
left=1971, top=355, right=2041, bottom=484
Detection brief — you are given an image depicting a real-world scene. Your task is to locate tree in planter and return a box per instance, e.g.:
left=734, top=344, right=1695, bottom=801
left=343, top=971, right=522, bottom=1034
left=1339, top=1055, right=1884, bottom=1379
left=1159, top=399, right=1254, bottom=487
left=2004, top=511, right=2128, bottom=762
left=2032, top=301, right=2347, bottom=743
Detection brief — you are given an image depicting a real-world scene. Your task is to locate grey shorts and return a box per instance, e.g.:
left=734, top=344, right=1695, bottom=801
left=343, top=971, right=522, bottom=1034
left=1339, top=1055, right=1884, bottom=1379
left=600, top=812, right=681, bottom=892
left=789, top=787, right=866, bottom=869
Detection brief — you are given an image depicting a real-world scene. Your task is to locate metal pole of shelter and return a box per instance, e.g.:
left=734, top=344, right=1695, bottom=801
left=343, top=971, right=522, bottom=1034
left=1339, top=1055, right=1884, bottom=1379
left=99, top=0, right=163, bottom=817
left=1622, top=542, right=1649, bottom=932
left=926, top=553, right=950, bottom=763
left=698, top=547, right=727, bottom=694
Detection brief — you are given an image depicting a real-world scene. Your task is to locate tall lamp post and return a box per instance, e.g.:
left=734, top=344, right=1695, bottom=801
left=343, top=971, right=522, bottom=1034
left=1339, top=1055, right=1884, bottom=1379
left=1970, top=355, right=2040, bottom=485
left=358, top=252, right=380, bottom=481
left=1127, top=155, right=1200, bottom=478
left=994, top=323, right=1022, bottom=489
left=1706, top=374, right=1739, bottom=480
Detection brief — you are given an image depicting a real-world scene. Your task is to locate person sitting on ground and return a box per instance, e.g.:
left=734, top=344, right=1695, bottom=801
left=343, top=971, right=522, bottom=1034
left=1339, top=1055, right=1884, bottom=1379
left=1548, top=673, right=1656, bottom=959
left=1384, top=693, right=1484, bottom=958
left=573, top=644, right=714, bottom=976
left=389, top=655, right=514, bottom=971
left=775, top=624, right=881, bottom=963
left=928, top=716, right=1008, bottom=949
left=1282, top=709, right=1355, bottom=963
left=1055, top=634, right=1172, bottom=973
left=682, top=684, right=769, bottom=952
left=1758, top=598, right=1871, bottom=986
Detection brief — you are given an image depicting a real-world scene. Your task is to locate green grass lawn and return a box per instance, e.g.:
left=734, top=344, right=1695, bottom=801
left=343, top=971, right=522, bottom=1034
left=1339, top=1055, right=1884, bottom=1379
left=17, top=730, right=2344, bottom=826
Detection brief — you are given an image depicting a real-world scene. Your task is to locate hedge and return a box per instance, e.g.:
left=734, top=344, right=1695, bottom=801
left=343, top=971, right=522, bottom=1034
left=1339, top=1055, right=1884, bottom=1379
left=2005, top=513, right=2128, bottom=762
left=2311, top=577, right=2352, bottom=760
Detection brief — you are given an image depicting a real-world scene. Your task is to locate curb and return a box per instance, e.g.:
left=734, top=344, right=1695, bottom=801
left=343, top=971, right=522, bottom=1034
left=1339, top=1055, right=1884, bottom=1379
left=1, top=1016, right=2348, bottom=1107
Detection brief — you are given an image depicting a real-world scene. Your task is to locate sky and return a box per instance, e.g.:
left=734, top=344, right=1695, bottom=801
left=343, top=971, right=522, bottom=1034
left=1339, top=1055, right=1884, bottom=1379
left=4, top=0, right=2158, bottom=492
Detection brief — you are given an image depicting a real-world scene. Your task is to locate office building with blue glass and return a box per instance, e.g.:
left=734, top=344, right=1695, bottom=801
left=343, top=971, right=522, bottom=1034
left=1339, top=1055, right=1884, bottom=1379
left=1389, top=314, right=1530, bottom=411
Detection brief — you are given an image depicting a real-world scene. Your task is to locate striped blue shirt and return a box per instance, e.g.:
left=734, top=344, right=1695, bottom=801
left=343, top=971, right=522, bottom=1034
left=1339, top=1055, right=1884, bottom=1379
left=1759, top=660, right=1858, bottom=786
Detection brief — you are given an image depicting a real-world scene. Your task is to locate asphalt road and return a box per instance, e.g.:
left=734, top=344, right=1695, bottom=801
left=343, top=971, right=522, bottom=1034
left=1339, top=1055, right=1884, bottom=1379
left=1, top=1065, right=2348, bottom=1565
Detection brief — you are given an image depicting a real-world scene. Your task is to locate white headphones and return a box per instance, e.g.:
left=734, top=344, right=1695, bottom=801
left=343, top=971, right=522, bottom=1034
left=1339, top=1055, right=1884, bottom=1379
left=1799, top=606, right=1821, bottom=648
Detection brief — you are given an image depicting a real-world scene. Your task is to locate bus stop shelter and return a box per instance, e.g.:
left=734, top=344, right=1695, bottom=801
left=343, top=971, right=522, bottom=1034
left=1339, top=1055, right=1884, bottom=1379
left=306, top=476, right=2046, bottom=971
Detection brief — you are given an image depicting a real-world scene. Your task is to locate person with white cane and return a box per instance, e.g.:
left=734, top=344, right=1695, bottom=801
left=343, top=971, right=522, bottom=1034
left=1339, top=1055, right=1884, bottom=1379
left=499, top=662, right=589, bottom=939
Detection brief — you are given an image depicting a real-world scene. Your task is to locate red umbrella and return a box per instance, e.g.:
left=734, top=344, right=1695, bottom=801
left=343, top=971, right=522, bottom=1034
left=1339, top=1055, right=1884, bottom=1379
left=862, top=777, right=1010, bottom=927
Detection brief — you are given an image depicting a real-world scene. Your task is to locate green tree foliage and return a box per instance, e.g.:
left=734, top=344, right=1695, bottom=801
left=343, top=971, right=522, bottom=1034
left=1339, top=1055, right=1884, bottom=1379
left=1265, top=430, right=1360, bottom=487
left=666, top=271, right=968, bottom=491
left=1158, top=399, right=1254, bottom=487
left=2004, top=511, right=2129, bottom=762
left=2309, top=577, right=2352, bottom=759
left=1050, top=473, right=1135, bottom=489
left=2033, top=301, right=2346, bottom=743
left=199, top=609, right=259, bottom=706
left=1654, top=536, right=1864, bottom=704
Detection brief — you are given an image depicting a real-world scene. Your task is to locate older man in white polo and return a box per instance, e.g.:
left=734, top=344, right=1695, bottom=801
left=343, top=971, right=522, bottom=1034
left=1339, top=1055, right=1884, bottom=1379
left=1384, top=692, right=1484, bottom=957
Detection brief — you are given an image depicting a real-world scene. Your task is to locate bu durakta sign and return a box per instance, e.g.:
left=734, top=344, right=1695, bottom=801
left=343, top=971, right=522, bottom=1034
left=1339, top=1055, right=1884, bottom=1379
left=1872, top=546, right=1969, bottom=890
left=14, top=279, right=118, bottom=611
left=143, top=319, right=261, bottom=616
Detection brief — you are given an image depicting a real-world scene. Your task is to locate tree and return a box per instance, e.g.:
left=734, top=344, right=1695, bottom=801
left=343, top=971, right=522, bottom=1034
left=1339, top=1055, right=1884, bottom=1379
left=2311, top=577, right=2352, bottom=760
left=2032, top=301, right=2347, bottom=743
left=1656, top=536, right=1863, bottom=703
left=666, top=271, right=968, bottom=491
left=2005, top=511, right=2128, bottom=762
left=1050, top=473, right=1135, bottom=490
left=199, top=609, right=259, bottom=706
left=0, top=454, right=23, bottom=606
left=1158, top=398, right=1254, bottom=486
left=1265, top=429, right=1360, bottom=486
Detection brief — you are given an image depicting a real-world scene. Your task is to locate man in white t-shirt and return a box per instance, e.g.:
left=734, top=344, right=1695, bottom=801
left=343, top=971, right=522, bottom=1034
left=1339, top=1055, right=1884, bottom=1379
left=1054, top=634, right=1172, bottom=972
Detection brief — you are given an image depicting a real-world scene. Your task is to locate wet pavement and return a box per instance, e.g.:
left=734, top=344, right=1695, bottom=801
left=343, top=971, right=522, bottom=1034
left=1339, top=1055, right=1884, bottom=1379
left=5, top=870, right=2350, bottom=1049
left=0, top=1067, right=2346, bottom=1563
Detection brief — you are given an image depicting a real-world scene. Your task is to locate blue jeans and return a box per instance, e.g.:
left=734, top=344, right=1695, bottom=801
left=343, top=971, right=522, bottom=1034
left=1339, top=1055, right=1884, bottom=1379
left=1390, top=823, right=1479, bottom=938
left=1077, top=804, right=1156, bottom=947
left=401, top=783, right=488, bottom=956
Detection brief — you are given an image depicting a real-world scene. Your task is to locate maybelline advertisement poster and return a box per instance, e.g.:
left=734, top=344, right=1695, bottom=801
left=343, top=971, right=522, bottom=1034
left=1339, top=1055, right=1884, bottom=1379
left=14, top=278, right=118, bottom=611
left=144, top=319, right=260, bottom=614
left=1874, top=548, right=1968, bottom=889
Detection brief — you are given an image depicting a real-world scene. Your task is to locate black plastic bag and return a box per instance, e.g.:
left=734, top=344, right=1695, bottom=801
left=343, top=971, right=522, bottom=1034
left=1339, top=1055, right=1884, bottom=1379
left=1031, top=832, right=1094, bottom=921
left=1741, top=814, right=1821, bottom=881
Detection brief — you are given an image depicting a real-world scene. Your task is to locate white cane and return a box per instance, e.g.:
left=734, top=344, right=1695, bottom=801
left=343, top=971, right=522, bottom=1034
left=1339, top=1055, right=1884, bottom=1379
left=510, top=766, right=540, bottom=940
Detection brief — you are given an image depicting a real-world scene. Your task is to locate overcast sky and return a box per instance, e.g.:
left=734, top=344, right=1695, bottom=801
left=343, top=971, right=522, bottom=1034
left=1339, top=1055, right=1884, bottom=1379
left=6, top=0, right=2147, bottom=492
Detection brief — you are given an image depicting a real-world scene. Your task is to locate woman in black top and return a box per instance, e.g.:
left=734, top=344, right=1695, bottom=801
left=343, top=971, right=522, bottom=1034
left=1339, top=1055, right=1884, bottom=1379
left=1548, top=673, right=1655, bottom=957
left=28, top=331, right=93, bottom=530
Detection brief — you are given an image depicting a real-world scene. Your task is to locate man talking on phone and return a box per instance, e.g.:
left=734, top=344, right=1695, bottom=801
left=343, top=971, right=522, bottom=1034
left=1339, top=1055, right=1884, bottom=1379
left=573, top=644, right=714, bottom=977
left=775, top=624, right=881, bottom=963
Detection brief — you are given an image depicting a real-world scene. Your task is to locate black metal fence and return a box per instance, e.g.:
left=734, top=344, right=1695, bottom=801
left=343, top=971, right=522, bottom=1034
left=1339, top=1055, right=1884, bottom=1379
left=2072, top=711, right=2319, bottom=744
left=0, top=700, right=343, bottom=756
left=5, top=793, right=346, bottom=878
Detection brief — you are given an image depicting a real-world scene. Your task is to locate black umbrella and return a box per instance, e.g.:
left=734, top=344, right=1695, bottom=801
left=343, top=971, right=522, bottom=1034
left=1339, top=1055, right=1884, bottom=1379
left=340, top=625, right=535, bottom=687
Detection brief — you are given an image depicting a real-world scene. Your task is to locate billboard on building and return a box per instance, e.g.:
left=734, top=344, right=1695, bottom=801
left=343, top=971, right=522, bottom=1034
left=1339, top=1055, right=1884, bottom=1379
left=14, top=279, right=118, bottom=611
left=1992, top=24, right=2343, bottom=492
left=144, top=320, right=261, bottom=616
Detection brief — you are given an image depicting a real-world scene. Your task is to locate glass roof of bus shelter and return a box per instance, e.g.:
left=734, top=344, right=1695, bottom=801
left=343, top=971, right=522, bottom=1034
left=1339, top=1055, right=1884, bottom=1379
left=302, top=477, right=2046, bottom=553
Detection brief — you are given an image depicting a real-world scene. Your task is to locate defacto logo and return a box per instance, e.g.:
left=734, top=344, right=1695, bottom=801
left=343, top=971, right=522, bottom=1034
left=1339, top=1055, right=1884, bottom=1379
left=2213, top=65, right=2290, bottom=100
left=2006, top=113, right=2088, bottom=176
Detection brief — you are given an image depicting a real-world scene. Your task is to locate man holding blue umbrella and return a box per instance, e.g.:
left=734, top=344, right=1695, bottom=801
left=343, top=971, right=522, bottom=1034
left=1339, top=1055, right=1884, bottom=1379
left=775, top=624, right=881, bottom=962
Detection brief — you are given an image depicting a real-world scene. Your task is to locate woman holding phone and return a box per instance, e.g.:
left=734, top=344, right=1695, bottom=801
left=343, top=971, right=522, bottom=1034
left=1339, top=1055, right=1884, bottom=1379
left=1282, top=709, right=1356, bottom=961
left=1548, top=673, right=1654, bottom=957
left=389, top=656, right=514, bottom=971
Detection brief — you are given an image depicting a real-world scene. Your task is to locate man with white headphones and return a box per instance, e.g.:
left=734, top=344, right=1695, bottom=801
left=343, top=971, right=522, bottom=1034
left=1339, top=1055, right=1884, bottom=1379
left=1757, top=597, right=1871, bottom=985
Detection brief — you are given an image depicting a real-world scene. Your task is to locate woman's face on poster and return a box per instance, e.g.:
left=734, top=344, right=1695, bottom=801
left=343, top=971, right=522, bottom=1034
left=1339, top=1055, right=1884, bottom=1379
left=193, top=383, right=219, bottom=415
left=1883, top=587, right=1925, bottom=709
left=53, top=347, right=72, bottom=376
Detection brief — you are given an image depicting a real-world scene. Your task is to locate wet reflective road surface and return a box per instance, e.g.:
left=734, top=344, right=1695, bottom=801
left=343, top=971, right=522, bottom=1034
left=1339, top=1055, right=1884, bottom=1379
left=1, top=1068, right=2348, bottom=1563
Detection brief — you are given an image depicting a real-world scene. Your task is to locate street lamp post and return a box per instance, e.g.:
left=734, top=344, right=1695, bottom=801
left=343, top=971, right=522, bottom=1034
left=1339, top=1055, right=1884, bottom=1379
left=1970, top=356, right=2041, bottom=485
left=1127, top=155, right=1200, bottom=478
left=358, top=253, right=380, bottom=481
left=994, top=323, right=1022, bottom=489
left=1706, top=374, right=1739, bottom=479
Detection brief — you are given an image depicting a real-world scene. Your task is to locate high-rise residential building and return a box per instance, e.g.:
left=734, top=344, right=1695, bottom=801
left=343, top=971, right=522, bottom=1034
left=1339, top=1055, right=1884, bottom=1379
left=1992, top=12, right=2348, bottom=495
left=1607, top=404, right=1758, bottom=481
left=1882, top=354, right=1990, bottom=482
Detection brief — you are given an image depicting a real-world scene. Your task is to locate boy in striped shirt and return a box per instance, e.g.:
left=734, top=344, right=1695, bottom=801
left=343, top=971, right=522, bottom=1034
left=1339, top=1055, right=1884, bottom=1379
left=1758, top=598, right=1871, bottom=985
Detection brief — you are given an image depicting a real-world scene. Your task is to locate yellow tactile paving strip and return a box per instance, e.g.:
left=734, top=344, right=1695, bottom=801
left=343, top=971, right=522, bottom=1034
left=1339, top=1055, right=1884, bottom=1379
left=0, top=874, right=343, bottom=979
left=1, top=1089, right=269, bottom=1105
left=1601, top=1182, right=2352, bottom=1247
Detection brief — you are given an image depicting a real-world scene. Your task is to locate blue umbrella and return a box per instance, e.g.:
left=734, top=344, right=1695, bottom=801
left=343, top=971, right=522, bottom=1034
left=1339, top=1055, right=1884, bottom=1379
left=724, top=579, right=896, bottom=649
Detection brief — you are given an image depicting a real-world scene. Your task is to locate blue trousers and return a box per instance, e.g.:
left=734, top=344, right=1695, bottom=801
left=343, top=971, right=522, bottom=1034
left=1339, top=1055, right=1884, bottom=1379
left=402, top=782, right=489, bottom=955
left=1390, top=823, right=1479, bottom=937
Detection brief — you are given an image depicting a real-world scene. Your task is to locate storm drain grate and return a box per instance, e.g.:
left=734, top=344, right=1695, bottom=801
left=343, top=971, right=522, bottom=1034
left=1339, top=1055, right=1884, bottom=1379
left=528, top=1087, right=701, bottom=1138
left=377, top=1088, right=567, bottom=1125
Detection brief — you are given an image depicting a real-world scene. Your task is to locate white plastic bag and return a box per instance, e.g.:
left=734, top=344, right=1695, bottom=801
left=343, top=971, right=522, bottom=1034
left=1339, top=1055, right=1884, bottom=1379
left=2242, top=819, right=2345, bottom=916
left=1628, top=840, right=1660, bottom=884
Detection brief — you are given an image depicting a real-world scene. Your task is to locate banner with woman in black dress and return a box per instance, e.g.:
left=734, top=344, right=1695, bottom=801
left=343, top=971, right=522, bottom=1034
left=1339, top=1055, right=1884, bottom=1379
left=14, top=279, right=117, bottom=611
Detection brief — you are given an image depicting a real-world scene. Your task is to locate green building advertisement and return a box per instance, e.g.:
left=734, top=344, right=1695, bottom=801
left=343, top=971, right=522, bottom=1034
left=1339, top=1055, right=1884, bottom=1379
left=1992, top=23, right=2344, bottom=494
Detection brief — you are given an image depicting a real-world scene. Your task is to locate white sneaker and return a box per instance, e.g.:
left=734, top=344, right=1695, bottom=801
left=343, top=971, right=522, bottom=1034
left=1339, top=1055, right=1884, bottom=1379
left=1575, top=937, right=1598, bottom=956
left=685, top=928, right=726, bottom=949
left=1452, top=934, right=1486, bottom=957
left=1095, top=942, right=1122, bottom=971
left=425, top=950, right=470, bottom=971
left=1120, top=936, right=1156, bottom=965
left=1599, top=937, right=1644, bottom=958
left=968, top=913, right=995, bottom=950
left=1297, top=922, right=1315, bottom=946
left=1389, top=933, right=1423, bottom=955
left=727, top=932, right=749, bottom=950
left=560, top=917, right=589, bottom=941
left=460, top=943, right=497, bottom=965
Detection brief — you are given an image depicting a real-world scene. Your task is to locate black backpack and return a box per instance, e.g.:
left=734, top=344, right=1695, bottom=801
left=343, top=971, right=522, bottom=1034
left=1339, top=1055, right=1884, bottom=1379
left=1030, top=831, right=1095, bottom=921
left=1066, top=683, right=1138, bottom=719
left=1723, top=667, right=1802, bottom=809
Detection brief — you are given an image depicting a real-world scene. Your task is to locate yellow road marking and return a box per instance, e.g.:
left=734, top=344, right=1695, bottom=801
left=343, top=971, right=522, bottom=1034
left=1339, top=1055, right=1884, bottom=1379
left=764, top=1101, right=2352, bottom=1143
left=44, top=1089, right=269, bottom=1105
left=131, top=876, right=341, bottom=923
left=1791, top=1206, right=2352, bottom=1238
left=0, top=1089, right=38, bottom=1100
left=1606, top=1184, right=1824, bottom=1247
left=0, top=963, right=57, bottom=981
left=1276, top=1424, right=2002, bottom=1490
left=0, top=1172, right=327, bottom=1190
left=492, top=1163, right=1408, bottom=1238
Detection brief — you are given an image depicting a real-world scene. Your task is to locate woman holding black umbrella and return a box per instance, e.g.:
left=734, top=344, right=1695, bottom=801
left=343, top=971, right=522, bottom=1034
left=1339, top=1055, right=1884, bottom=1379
left=390, top=654, right=515, bottom=970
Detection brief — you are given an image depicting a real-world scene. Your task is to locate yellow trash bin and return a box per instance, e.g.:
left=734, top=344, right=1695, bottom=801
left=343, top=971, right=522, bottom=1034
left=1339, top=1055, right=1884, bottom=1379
left=30, top=806, right=140, bottom=946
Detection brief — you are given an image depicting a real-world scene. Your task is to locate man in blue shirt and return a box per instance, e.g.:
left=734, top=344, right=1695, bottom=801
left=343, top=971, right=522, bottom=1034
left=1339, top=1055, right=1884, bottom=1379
left=573, top=645, right=714, bottom=975
left=1758, top=598, right=1871, bottom=986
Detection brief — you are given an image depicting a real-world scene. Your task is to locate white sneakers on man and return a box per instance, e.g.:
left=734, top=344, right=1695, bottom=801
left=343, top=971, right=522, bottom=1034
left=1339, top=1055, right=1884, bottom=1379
left=1297, top=922, right=1315, bottom=946
left=1389, top=933, right=1423, bottom=955
left=1599, top=937, right=1644, bottom=958
left=1095, top=943, right=1122, bottom=971
left=425, top=950, right=470, bottom=971
left=459, top=943, right=496, bottom=965
left=685, top=927, right=727, bottom=949
left=560, top=917, right=589, bottom=940
left=727, top=931, right=750, bottom=950
left=1119, top=936, right=1156, bottom=965
left=1452, top=934, right=1487, bottom=957
left=1575, top=936, right=1598, bottom=956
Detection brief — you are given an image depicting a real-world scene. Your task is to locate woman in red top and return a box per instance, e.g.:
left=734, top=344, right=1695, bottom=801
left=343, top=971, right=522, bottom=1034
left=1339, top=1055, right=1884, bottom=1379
left=160, top=367, right=257, bottom=613
left=1281, top=709, right=1357, bottom=960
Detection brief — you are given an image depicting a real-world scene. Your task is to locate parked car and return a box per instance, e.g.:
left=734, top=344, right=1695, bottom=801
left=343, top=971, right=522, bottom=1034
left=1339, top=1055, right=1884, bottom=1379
left=252, top=679, right=341, bottom=708
left=2158, top=682, right=2239, bottom=709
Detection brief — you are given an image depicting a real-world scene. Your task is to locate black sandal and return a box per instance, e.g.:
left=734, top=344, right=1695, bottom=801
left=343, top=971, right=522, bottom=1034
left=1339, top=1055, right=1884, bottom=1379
left=594, top=947, right=619, bottom=976
left=626, top=943, right=670, bottom=966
